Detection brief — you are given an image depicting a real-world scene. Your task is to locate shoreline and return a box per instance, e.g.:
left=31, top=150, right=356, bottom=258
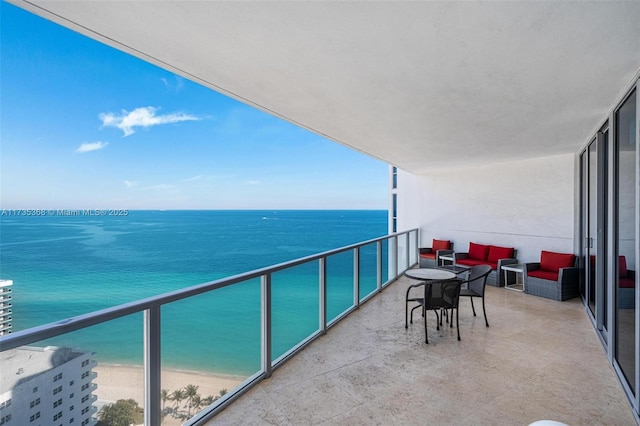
left=93, top=364, right=245, bottom=405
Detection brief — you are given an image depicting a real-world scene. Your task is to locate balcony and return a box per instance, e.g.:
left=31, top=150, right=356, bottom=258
left=0, top=230, right=418, bottom=425
left=210, top=276, right=635, bottom=425
left=0, top=226, right=633, bottom=424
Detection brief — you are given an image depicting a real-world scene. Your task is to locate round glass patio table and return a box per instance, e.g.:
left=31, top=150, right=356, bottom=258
left=404, top=268, right=456, bottom=281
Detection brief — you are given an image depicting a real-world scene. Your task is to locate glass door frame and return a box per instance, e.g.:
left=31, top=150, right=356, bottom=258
left=580, top=129, right=608, bottom=340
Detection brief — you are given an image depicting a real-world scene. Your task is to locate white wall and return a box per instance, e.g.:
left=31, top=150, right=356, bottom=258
left=395, top=154, right=576, bottom=264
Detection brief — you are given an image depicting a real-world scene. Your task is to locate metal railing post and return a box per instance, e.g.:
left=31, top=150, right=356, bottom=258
left=261, top=273, right=272, bottom=378
left=392, top=236, right=398, bottom=279
left=144, top=307, right=161, bottom=426
left=377, top=240, right=383, bottom=291
left=319, top=258, right=327, bottom=334
left=405, top=232, right=410, bottom=272
left=353, top=247, right=360, bottom=307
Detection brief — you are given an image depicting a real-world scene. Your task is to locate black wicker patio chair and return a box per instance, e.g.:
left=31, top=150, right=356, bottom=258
left=459, top=264, right=492, bottom=327
left=405, top=278, right=463, bottom=344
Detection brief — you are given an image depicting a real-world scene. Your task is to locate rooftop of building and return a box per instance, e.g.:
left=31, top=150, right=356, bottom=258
left=0, top=346, right=88, bottom=393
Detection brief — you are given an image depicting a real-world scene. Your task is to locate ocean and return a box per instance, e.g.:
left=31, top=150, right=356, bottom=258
left=0, top=210, right=388, bottom=375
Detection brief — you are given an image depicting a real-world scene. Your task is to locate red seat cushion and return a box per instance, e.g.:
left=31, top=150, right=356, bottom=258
left=487, top=245, right=514, bottom=263
left=419, top=252, right=436, bottom=260
left=540, top=251, right=575, bottom=273
left=432, top=239, right=451, bottom=250
left=456, top=258, right=497, bottom=270
left=619, top=255, right=628, bottom=279
left=620, top=277, right=635, bottom=289
left=468, top=242, right=490, bottom=261
left=528, top=269, right=559, bottom=281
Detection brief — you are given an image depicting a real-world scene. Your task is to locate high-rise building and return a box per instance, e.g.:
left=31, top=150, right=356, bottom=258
left=0, top=346, right=97, bottom=426
left=0, top=280, right=12, bottom=336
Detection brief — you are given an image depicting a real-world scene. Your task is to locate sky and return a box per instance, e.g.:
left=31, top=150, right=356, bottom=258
left=0, top=2, right=388, bottom=210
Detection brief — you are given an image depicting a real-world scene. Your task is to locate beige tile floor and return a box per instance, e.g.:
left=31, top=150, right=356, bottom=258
left=209, top=276, right=636, bottom=425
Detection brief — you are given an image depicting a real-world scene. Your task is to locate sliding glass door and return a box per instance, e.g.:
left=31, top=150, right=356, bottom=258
left=581, top=130, right=608, bottom=337
left=615, top=88, right=637, bottom=394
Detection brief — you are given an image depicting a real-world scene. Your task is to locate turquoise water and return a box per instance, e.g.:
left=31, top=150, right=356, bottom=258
left=0, top=210, right=387, bottom=375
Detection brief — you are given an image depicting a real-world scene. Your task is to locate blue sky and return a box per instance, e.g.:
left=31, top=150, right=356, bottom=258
left=0, top=3, right=388, bottom=210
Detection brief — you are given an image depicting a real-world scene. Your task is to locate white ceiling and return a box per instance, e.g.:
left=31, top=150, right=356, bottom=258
left=10, top=1, right=640, bottom=173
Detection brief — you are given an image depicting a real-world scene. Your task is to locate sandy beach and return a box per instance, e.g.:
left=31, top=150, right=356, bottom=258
left=93, top=364, right=244, bottom=424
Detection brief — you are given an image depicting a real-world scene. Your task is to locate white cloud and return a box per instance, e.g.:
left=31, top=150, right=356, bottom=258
left=161, top=76, right=184, bottom=93
left=183, top=175, right=203, bottom=182
left=247, top=180, right=262, bottom=185
left=76, top=141, right=109, bottom=153
left=99, top=106, right=200, bottom=136
left=124, top=180, right=138, bottom=188
left=148, top=184, right=176, bottom=191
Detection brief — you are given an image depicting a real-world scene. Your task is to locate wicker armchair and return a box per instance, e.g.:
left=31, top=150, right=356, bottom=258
left=524, top=251, right=579, bottom=301
left=419, top=239, right=453, bottom=268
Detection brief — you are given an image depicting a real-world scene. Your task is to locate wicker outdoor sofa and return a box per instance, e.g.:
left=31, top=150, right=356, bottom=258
left=453, top=242, right=518, bottom=287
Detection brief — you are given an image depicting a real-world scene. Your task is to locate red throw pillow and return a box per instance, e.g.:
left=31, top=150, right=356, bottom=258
left=468, top=242, right=489, bottom=261
left=432, top=239, right=450, bottom=250
left=540, top=251, right=575, bottom=272
left=619, top=255, right=628, bottom=279
left=487, top=245, right=514, bottom=263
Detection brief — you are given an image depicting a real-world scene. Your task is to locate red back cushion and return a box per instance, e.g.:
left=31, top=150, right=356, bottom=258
left=432, top=239, right=451, bottom=250
left=487, top=245, right=514, bottom=263
left=540, top=251, right=575, bottom=272
left=468, top=242, right=489, bottom=261
left=619, top=256, right=628, bottom=279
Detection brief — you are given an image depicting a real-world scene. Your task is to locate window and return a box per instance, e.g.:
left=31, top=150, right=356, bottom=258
left=69, top=381, right=74, bottom=387
left=32, top=387, right=38, bottom=393
left=81, top=384, right=89, bottom=391
left=53, top=411, right=63, bottom=421
left=53, top=398, right=63, bottom=408
left=69, top=393, right=74, bottom=399
left=392, top=166, right=397, bottom=189
left=54, top=373, right=63, bottom=382
left=53, top=386, right=63, bottom=395
left=81, top=360, right=89, bottom=367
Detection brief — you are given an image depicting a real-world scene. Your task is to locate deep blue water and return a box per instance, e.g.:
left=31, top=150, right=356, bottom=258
left=0, top=210, right=387, bottom=375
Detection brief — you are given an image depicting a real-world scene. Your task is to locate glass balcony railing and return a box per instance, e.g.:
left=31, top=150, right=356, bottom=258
left=0, top=229, right=418, bottom=425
